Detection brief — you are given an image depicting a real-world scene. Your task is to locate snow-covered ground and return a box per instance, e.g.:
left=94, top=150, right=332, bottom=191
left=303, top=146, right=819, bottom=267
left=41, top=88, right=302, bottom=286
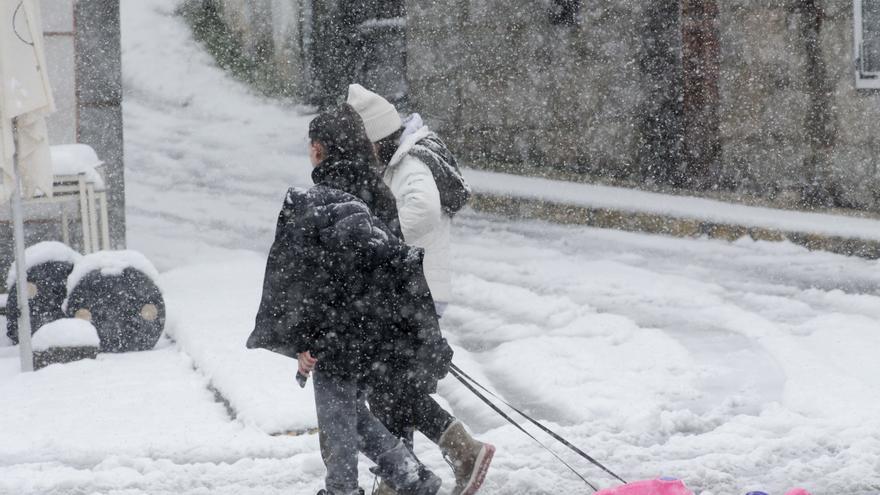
left=121, top=0, right=312, bottom=271
left=2, top=0, right=880, bottom=494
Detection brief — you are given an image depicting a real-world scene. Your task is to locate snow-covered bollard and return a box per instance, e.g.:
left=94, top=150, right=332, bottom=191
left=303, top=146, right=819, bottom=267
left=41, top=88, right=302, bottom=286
left=64, top=250, right=165, bottom=353
left=0, top=294, right=8, bottom=347
left=5, top=242, right=82, bottom=344
left=31, top=318, right=100, bottom=370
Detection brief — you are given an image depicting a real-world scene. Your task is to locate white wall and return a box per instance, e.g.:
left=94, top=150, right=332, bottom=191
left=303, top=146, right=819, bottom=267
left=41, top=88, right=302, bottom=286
left=41, top=0, right=76, bottom=145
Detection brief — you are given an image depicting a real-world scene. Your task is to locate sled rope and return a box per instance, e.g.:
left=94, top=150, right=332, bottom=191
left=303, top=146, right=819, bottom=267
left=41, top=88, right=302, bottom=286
left=448, top=366, right=599, bottom=492
left=450, top=363, right=628, bottom=486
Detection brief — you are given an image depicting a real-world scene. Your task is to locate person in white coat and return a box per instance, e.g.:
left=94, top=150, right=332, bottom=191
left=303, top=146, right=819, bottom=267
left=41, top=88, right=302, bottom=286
left=347, top=84, right=492, bottom=495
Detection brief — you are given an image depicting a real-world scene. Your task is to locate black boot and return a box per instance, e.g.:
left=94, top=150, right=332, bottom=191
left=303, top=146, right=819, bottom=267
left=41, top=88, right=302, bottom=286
left=373, top=442, right=441, bottom=495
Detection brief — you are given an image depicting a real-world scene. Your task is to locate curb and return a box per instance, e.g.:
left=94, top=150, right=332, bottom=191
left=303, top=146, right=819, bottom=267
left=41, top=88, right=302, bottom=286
left=470, top=192, right=880, bottom=260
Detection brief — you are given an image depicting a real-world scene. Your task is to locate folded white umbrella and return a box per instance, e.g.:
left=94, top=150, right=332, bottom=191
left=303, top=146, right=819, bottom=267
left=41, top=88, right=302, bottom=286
left=1, top=0, right=57, bottom=372
left=1, top=0, right=55, bottom=202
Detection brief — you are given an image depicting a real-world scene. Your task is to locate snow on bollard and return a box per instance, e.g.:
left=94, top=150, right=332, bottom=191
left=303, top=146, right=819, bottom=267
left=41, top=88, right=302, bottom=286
left=5, top=242, right=82, bottom=344
left=594, top=477, right=694, bottom=495
left=64, top=250, right=165, bottom=352
left=31, top=318, right=100, bottom=370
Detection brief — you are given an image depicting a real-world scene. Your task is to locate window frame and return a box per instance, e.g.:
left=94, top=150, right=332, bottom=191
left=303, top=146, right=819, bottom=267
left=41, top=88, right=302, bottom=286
left=548, top=0, right=581, bottom=26
left=855, top=0, right=880, bottom=88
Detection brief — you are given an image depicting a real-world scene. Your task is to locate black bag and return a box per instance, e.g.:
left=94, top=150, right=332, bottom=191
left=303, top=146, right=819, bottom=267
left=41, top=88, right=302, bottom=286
left=380, top=247, right=453, bottom=393
left=408, top=133, right=471, bottom=215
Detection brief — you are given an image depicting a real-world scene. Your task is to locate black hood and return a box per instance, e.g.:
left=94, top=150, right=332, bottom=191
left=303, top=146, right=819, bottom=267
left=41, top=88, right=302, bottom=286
left=312, top=158, right=402, bottom=239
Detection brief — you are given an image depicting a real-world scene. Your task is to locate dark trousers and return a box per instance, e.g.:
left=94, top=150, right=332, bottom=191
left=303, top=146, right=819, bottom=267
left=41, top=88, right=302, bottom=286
left=313, top=370, right=400, bottom=494
left=370, top=302, right=455, bottom=445
left=368, top=382, right=454, bottom=446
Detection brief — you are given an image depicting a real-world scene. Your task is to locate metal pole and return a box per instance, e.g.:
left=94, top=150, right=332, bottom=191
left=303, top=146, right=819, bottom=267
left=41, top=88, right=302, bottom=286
left=10, top=117, right=34, bottom=372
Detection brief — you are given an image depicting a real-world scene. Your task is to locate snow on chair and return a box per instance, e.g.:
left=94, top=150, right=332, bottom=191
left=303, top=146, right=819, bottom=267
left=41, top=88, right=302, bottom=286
left=8, top=144, right=111, bottom=254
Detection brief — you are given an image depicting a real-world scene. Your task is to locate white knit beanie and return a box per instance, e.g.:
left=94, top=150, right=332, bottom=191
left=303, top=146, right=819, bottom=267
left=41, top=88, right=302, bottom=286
left=346, top=84, right=402, bottom=142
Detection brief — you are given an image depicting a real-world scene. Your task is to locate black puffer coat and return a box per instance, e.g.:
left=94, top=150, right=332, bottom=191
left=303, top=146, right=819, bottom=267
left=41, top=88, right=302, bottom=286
left=311, top=158, right=403, bottom=240
left=247, top=177, right=451, bottom=388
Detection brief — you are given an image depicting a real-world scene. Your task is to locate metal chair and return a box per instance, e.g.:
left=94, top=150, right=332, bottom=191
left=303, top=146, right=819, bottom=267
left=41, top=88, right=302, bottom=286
left=2, top=170, right=109, bottom=255
left=48, top=172, right=109, bottom=253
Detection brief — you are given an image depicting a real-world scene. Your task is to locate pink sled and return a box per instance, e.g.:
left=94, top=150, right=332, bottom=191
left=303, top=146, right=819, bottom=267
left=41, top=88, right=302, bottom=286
left=594, top=478, right=812, bottom=495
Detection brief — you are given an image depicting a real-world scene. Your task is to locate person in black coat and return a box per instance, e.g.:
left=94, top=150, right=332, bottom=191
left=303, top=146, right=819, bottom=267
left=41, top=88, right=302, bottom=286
left=247, top=104, right=450, bottom=495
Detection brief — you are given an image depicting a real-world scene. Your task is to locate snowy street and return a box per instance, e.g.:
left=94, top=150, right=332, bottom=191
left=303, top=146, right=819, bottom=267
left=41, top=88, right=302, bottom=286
left=2, top=0, right=880, bottom=494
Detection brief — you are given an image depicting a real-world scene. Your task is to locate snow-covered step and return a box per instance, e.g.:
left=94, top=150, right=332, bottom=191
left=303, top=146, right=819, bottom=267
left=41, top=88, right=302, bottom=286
left=0, top=344, right=304, bottom=468
left=160, top=252, right=317, bottom=434
left=467, top=168, right=880, bottom=258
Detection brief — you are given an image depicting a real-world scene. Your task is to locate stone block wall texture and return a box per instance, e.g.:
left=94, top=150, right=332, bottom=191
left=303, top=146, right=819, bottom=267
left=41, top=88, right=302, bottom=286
left=406, top=0, right=654, bottom=176
left=717, top=0, right=880, bottom=210
left=407, top=0, right=880, bottom=212
left=193, top=0, right=880, bottom=211
left=717, top=2, right=810, bottom=196
left=821, top=0, right=880, bottom=209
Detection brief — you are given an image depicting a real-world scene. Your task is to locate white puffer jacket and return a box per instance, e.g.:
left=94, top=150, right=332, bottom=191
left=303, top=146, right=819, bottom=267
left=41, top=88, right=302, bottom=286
left=383, top=118, right=451, bottom=303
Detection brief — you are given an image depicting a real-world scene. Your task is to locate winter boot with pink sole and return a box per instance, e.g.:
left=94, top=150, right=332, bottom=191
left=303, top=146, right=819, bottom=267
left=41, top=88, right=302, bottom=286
left=373, top=421, right=494, bottom=495
left=439, top=421, right=495, bottom=495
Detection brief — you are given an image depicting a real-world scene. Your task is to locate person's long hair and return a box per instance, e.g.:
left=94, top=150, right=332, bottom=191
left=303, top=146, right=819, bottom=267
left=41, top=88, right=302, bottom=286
left=308, top=104, right=403, bottom=237
left=308, top=104, right=379, bottom=168
left=375, top=127, right=403, bottom=168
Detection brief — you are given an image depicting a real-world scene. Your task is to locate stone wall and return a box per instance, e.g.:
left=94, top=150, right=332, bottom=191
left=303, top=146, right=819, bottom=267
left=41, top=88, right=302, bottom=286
left=191, top=0, right=880, bottom=211
left=820, top=0, right=880, bottom=209
left=407, top=0, right=880, bottom=212
left=717, top=0, right=880, bottom=210
left=406, top=0, right=661, bottom=178
left=717, top=2, right=809, bottom=197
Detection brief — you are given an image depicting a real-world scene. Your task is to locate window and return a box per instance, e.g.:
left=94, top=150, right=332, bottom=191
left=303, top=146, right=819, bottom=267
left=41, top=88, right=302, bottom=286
left=549, top=0, right=580, bottom=26
left=855, top=0, right=880, bottom=88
